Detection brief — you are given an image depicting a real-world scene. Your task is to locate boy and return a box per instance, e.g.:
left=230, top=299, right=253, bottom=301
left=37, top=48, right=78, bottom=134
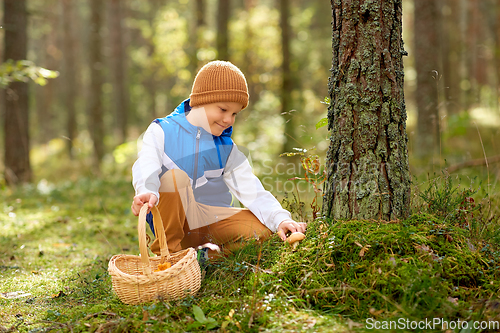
left=131, top=61, right=306, bottom=257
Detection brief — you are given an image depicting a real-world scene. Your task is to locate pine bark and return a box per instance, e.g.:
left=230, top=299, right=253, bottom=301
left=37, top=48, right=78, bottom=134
left=88, top=0, right=105, bottom=167
left=3, top=0, right=32, bottom=185
left=414, top=0, right=440, bottom=159
left=322, top=0, right=411, bottom=221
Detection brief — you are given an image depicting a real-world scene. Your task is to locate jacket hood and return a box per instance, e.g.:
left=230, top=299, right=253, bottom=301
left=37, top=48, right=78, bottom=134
left=168, top=99, right=233, bottom=138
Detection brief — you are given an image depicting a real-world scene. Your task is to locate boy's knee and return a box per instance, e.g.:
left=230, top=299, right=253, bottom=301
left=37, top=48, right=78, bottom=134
left=159, top=169, right=190, bottom=192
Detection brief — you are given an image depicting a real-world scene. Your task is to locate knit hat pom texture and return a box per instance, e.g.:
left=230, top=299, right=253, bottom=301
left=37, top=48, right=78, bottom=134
left=189, top=61, right=249, bottom=109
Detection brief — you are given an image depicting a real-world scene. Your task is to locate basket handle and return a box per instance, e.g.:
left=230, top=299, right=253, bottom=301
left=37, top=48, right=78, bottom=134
left=138, top=203, right=171, bottom=275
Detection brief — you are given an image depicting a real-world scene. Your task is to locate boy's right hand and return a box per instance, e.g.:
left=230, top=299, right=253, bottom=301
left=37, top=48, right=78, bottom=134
left=131, top=193, right=158, bottom=216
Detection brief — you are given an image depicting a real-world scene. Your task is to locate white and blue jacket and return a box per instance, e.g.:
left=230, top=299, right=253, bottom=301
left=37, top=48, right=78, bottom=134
left=132, top=99, right=291, bottom=232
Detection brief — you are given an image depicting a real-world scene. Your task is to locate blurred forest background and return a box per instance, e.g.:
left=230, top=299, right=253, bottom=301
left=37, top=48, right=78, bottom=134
left=1, top=0, right=499, bottom=200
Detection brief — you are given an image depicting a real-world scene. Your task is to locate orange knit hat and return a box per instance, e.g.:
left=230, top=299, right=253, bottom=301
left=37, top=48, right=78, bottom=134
left=189, top=61, right=249, bottom=109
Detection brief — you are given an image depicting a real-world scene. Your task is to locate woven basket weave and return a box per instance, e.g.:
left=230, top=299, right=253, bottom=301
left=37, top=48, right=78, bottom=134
left=108, top=204, right=201, bottom=305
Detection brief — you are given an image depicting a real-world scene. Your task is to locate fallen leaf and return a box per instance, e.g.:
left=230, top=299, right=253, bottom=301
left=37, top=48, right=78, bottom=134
left=52, top=243, right=72, bottom=248
left=447, top=297, right=459, bottom=306
left=359, top=245, right=371, bottom=257
left=142, top=310, right=149, bottom=321
left=369, top=308, right=384, bottom=316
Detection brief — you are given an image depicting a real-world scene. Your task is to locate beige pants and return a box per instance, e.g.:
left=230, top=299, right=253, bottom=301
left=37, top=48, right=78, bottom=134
left=150, top=169, right=272, bottom=257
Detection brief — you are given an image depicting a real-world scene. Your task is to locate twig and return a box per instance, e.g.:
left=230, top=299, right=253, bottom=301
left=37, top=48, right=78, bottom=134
left=241, top=261, right=273, bottom=274
left=83, top=311, right=117, bottom=320
left=446, top=155, right=500, bottom=173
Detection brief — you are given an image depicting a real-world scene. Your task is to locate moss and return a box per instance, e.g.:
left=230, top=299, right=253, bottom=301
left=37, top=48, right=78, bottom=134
left=260, top=215, right=500, bottom=323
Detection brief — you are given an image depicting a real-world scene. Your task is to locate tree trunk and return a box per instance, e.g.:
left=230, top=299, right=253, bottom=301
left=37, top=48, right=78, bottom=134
left=440, top=0, right=462, bottom=115
left=188, top=0, right=205, bottom=75
left=496, top=0, right=500, bottom=110
left=414, top=0, right=440, bottom=160
left=473, top=1, right=488, bottom=91
left=462, top=0, right=477, bottom=111
left=279, top=0, right=297, bottom=154
left=3, top=0, right=32, bottom=185
left=109, top=0, right=128, bottom=144
left=217, top=0, right=230, bottom=61
left=34, top=26, right=57, bottom=144
left=322, top=0, right=411, bottom=221
left=145, top=0, right=162, bottom=121
left=62, top=0, right=78, bottom=158
left=88, top=0, right=105, bottom=168
left=196, top=0, right=205, bottom=28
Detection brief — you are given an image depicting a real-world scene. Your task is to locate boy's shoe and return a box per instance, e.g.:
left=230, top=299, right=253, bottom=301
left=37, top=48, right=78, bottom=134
left=196, top=243, right=221, bottom=270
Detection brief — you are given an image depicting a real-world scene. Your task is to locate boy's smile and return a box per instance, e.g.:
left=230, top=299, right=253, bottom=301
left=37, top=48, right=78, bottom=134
left=187, top=102, right=244, bottom=136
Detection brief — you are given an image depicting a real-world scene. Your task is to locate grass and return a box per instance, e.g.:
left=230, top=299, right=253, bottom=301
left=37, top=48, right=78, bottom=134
left=1, top=171, right=499, bottom=332
left=0, top=177, right=349, bottom=332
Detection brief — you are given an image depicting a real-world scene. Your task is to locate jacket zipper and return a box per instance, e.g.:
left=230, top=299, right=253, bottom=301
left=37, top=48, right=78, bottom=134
left=192, top=128, right=201, bottom=189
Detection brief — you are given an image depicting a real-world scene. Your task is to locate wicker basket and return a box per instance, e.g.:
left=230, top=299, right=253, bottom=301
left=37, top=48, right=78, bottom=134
left=108, top=204, right=201, bottom=305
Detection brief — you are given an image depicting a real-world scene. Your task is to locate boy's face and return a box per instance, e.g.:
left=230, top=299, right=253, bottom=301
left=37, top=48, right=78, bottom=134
left=194, top=102, right=244, bottom=136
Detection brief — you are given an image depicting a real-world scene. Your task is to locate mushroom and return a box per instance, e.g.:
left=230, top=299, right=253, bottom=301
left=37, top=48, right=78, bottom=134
left=286, top=232, right=305, bottom=250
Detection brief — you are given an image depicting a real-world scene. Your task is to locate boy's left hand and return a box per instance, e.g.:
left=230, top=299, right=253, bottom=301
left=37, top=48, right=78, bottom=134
left=277, top=220, right=307, bottom=241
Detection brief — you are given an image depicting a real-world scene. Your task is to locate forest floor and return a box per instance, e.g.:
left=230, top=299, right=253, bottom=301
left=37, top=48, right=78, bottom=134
left=1, top=122, right=500, bottom=332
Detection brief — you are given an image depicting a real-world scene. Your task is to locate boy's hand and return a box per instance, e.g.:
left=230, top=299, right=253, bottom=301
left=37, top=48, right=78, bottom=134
left=277, top=220, right=307, bottom=241
left=131, top=193, right=158, bottom=216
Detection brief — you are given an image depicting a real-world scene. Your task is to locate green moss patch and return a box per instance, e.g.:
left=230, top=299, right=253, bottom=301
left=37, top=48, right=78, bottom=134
left=257, top=214, right=500, bottom=325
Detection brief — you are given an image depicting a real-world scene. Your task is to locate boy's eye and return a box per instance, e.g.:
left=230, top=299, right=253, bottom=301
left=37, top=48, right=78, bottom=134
left=220, top=107, right=227, bottom=112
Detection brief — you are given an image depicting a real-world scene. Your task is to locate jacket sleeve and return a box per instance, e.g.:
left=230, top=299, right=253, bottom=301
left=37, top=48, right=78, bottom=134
left=132, top=122, right=164, bottom=201
left=223, top=144, right=292, bottom=232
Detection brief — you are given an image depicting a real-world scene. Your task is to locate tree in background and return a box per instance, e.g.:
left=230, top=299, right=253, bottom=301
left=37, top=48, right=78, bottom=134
left=440, top=0, right=462, bottom=115
left=3, top=0, right=31, bottom=185
left=322, top=0, right=411, bottom=220
left=88, top=0, right=105, bottom=168
left=279, top=0, right=296, bottom=154
left=109, top=0, right=129, bottom=144
left=62, top=0, right=78, bottom=158
left=497, top=0, right=500, bottom=108
left=32, top=0, right=58, bottom=145
left=188, top=0, right=205, bottom=74
left=217, top=0, right=230, bottom=60
left=414, top=0, right=440, bottom=160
